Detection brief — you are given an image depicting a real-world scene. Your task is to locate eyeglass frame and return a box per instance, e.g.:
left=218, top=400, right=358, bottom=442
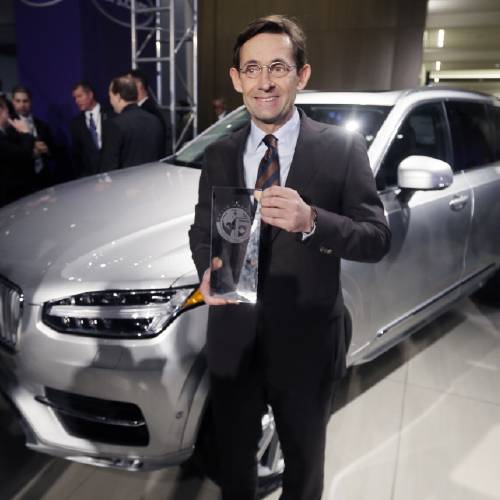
left=238, top=61, right=298, bottom=79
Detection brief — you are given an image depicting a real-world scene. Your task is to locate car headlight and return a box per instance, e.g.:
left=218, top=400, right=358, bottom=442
left=42, top=287, right=204, bottom=338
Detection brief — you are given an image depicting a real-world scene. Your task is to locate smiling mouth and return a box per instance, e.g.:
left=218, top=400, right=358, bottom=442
left=255, top=96, right=278, bottom=102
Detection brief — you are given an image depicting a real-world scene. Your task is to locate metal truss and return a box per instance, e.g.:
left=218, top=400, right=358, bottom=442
left=130, top=0, right=198, bottom=153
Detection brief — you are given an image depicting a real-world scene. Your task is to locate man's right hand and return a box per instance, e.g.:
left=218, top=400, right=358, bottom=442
left=199, top=264, right=238, bottom=306
left=8, top=118, right=30, bottom=134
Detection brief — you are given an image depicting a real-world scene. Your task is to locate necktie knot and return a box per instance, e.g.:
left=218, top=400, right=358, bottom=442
left=263, top=134, right=278, bottom=149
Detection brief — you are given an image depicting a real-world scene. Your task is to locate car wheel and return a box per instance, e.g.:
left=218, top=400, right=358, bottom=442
left=189, top=403, right=284, bottom=497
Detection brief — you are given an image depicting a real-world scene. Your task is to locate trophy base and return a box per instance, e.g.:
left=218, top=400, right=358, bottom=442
left=213, top=290, right=257, bottom=304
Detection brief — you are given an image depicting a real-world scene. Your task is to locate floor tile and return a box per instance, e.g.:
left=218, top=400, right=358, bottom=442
left=322, top=378, right=406, bottom=500
left=407, top=300, right=500, bottom=405
left=394, top=385, right=500, bottom=500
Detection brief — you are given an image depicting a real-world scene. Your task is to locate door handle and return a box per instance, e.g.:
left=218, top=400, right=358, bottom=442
left=449, top=194, right=469, bottom=211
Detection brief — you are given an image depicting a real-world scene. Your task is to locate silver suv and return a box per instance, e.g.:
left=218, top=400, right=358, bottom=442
left=1, top=87, right=499, bottom=487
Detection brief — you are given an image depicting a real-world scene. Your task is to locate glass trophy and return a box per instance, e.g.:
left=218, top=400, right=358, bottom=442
left=210, top=186, right=262, bottom=303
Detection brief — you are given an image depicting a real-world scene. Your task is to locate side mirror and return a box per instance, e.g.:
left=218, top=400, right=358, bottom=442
left=397, top=155, right=453, bottom=191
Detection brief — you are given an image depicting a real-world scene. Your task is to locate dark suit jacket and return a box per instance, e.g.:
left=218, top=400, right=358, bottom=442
left=141, top=97, right=171, bottom=156
left=99, top=104, right=163, bottom=172
left=189, top=113, right=391, bottom=387
left=70, top=105, right=113, bottom=178
left=0, top=127, right=36, bottom=206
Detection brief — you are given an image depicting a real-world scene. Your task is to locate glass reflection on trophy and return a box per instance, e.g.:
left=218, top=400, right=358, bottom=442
left=210, top=187, right=262, bottom=303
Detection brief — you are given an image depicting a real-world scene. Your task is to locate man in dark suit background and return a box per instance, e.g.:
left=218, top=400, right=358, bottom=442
left=0, top=95, right=36, bottom=206
left=70, top=81, right=112, bottom=178
left=189, top=15, right=391, bottom=500
left=100, top=75, right=163, bottom=171
left=128, top=68, right=172, bottom=156
left=12, top=85, right=56, bottom=191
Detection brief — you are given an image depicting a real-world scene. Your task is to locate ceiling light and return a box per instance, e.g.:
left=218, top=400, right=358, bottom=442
left=429, top=69, right=500, bottom=80
left=435, top=61, right=441, bottom=71
left=437, top=29, right=445, bottom=48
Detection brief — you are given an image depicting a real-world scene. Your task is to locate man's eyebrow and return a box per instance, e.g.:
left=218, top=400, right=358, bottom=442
left=240, top=57, right=291, bottom=66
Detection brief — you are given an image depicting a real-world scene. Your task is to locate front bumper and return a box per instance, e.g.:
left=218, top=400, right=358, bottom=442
left=0, top=301, right=209, bottom=470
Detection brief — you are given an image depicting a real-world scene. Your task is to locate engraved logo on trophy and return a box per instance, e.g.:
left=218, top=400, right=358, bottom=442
left=210, top=187, right=261, bottom=303
left=216, top=204, right=252, bottom=244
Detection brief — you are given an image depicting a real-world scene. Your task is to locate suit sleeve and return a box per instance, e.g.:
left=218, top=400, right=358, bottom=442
left=69, top=119, right=84, bottom=175
left=188, top=148, right=214, bottom=281
left=99, top=120, right=121, bottom=172
left=304, top=133, right=391, bottom=263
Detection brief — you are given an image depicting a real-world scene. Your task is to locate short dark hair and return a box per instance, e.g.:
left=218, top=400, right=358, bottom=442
left=232, top=15, right=307, bottom=70
left=12, top=85, right=32, bottom=99
left=110, top=75, right=138, bottom=102
left=129, top=69, right=149, bottom=90
left=72, top=80, right=95, bottom=94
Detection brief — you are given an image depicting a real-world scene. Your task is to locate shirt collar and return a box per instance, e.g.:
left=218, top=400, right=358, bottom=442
left=138, top=97, right=148, bottom=106
left=86, top=102, right=100, bottom=118
left=247, top=106, right=300, bottom=152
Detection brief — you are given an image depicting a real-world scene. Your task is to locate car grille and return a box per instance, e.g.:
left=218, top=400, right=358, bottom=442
left=0, top=276, right=23, bottom=350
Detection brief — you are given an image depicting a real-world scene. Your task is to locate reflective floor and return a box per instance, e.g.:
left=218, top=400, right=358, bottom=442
left=2, top=297, right=499, bottom=500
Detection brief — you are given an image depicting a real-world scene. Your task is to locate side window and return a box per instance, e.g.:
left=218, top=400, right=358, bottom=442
left=377, top=102, right=448, bottom=190
left=490, top=106, right=500, bottom=161
left=445, top=101, right=494, bottom=171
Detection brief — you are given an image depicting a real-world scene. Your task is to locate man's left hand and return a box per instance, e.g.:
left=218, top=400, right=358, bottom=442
left=261, top=186, right=314, bottom=233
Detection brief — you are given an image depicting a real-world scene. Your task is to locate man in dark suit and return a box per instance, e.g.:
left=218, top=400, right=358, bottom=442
left=100, top=75, right=163, bottom=171
left=0, top=95, right=36, bottom=206
left=12, top=85, right=56, bottom=191
left=70, top=81, right=113, bottom=178
left=129, top=69, right=172, bottom=156
left=189, top=15, right=391, bottom=500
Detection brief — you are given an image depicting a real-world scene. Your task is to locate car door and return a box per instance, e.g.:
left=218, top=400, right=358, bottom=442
left=445, top=100, right=500, bottom=281
left=345, top=100, right=473, bottom=361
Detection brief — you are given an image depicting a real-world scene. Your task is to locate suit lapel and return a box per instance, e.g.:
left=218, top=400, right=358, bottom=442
left=226, top=123, right=249, bottom=188
left=285, top=113, right=323, bottom=194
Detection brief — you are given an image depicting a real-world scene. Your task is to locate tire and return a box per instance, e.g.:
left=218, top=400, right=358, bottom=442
left=189, top=403, right=284, bottom=497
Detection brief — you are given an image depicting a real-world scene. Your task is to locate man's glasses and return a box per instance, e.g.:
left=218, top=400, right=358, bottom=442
left=239, top=62, right=297, bottom=79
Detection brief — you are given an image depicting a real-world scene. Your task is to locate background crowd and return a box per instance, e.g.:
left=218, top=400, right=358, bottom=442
left=0, top=70, right=183, bottom=208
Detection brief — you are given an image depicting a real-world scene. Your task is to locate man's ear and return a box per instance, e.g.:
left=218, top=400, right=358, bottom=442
left=296, top=64, right=311, bottom=91
left=229, top=67, right=243, bottom=94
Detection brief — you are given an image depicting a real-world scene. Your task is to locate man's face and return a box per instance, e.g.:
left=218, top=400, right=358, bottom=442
left=72, top=86, right=95, bottom=112
left=12, top=91, right=31, bottom=117
left=229, top=32, right=311, bottom=132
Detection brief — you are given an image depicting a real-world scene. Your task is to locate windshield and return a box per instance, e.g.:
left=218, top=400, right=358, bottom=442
left=172, top=103, right=391, bottom=168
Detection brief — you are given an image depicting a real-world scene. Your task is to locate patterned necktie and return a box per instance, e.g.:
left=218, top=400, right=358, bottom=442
left=255, top=134, right=280, bottom=191
left=88, top=112, right=99, bottom=148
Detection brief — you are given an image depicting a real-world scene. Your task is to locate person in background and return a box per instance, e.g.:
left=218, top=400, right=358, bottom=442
left=12, top=85, right=55, bottom=191
left=128, top=68, right=171, bottom=155
left=100, top=75, right=163, bottom=171
left=70, top=81, right=113, bottom=178
left=0, top=95, right=36, bottom=206
left=212, top=97, right=228, bottom=122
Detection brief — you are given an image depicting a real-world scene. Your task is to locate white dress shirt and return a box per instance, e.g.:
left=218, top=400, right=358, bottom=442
left=243, top=107, right=300, bottom=190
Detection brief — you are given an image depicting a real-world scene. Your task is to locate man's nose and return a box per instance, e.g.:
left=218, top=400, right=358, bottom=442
left=257, top=68, right=274, bottom=89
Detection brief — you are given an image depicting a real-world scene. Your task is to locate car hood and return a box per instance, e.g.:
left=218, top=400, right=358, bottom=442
left=0, top=163, right=202, bottom=304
